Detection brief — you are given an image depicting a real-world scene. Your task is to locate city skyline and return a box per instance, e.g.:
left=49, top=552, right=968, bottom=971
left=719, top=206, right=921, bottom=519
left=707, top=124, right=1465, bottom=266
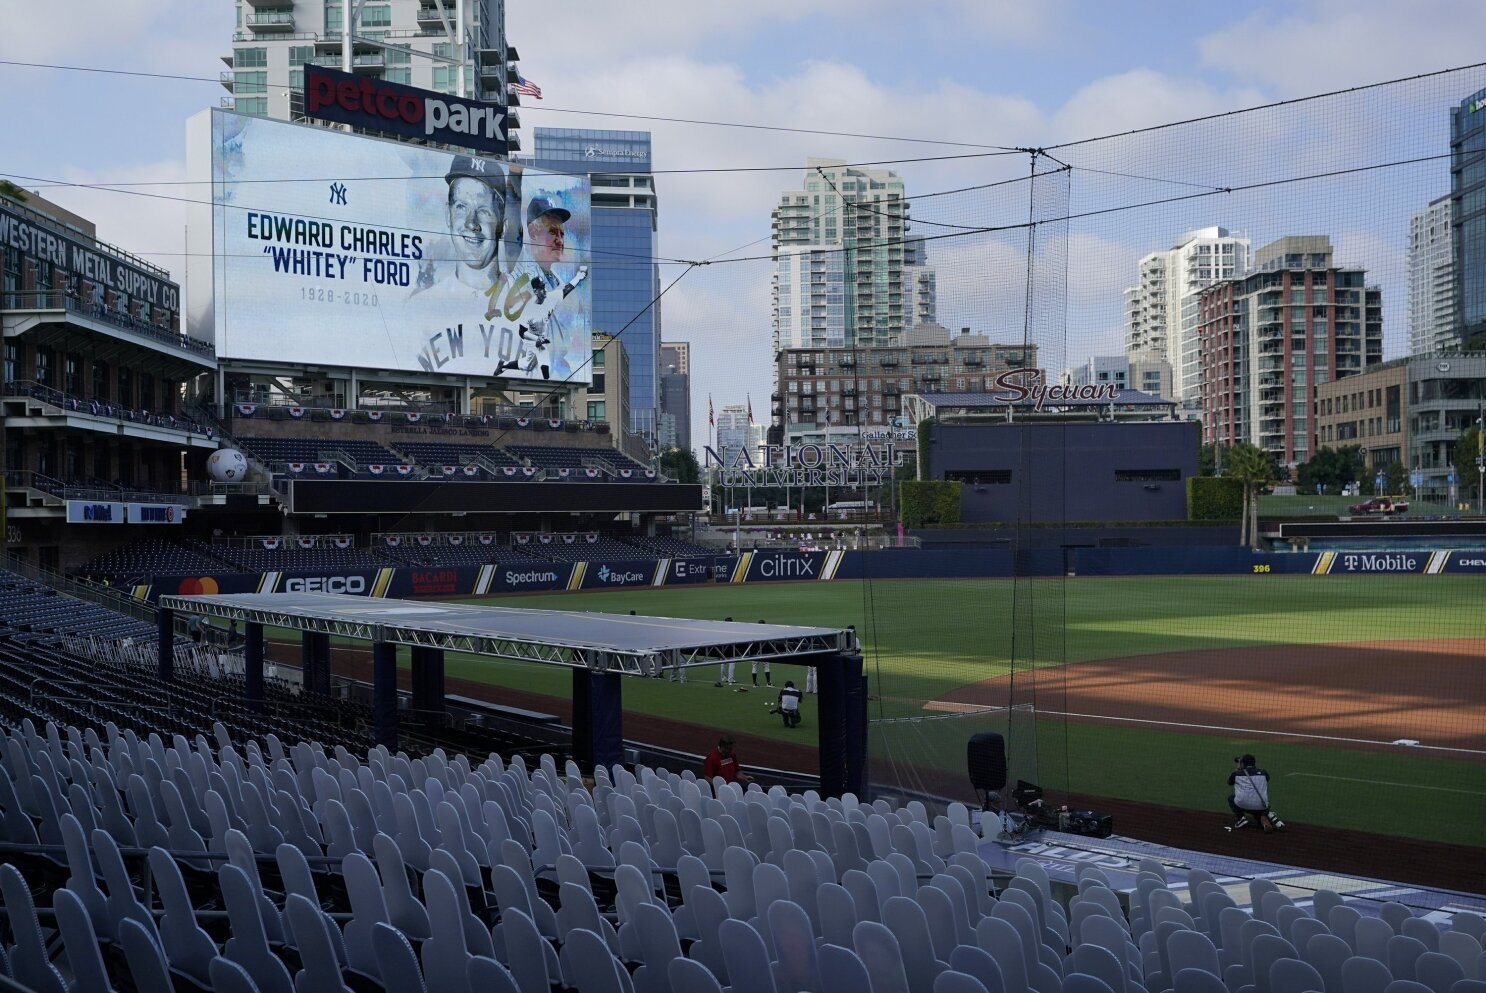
left=4, top=2, right=1485, bottom=454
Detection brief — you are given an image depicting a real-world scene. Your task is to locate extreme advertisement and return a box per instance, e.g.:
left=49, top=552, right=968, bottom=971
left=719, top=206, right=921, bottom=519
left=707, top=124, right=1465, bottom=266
left=207, top=109, right=591, bottom=383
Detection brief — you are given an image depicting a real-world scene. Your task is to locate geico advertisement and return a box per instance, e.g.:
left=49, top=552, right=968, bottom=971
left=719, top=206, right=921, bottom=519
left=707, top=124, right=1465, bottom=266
left=211, top=109, right=591, bottom=383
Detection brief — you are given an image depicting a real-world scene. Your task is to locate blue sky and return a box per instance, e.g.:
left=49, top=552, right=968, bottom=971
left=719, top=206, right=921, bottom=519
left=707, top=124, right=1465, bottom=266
left=4, top=0, right=1485, bottom=442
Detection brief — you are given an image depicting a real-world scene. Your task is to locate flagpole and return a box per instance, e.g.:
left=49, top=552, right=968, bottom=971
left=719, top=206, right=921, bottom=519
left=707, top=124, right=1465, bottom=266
left=747, top=394, right=757, bottom=529
left=824, top=411, right=831, bottom=520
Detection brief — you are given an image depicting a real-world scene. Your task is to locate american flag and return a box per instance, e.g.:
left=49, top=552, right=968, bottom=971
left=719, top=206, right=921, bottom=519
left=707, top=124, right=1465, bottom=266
left=511, top=75, right=542, bottom=99
left=747, top=395, right=754, bottom=424
left=708, top=395, right=715, bottom=428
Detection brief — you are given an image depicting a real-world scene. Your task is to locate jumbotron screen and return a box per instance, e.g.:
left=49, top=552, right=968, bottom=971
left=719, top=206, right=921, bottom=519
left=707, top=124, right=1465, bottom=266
left=205, top=109, right=591, bottom=384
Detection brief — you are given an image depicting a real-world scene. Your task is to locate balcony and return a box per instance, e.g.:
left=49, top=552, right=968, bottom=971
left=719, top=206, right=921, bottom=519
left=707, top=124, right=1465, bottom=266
left=351, top=53, right=384, bottom=72
left=246, top=10, right=295, bottom=31
left=3, top=381, right=216, bottom=444
left=219, top=71, right=235, bottom=91
left=2, top=292, right=215, bottom=365
left=417, top=6, right=447, bottom=23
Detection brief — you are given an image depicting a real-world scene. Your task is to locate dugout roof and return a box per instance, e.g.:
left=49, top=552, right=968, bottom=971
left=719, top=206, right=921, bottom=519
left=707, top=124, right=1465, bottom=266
left=159, top=592, right=855, bottom=676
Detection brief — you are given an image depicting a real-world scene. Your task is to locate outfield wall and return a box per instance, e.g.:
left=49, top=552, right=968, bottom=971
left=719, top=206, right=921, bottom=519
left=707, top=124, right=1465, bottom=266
left=132, top=546, right=1486, bottom=601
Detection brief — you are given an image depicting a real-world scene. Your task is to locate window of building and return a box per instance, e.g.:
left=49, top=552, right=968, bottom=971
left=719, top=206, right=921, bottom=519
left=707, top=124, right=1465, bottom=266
left=587, top=401, right=605, bottom=420
left=234, top=71, right=267, bottom=94
left=288, top=69, right=304, bottom=90
left=432, top=42, right=453, bottom=58
left=116, top=368, right=132, bottom=408
left=2, top=247, right=19, bottom=295
left=2, top=343, right=16, bottom=384
left=325, top=5, right=343, bottom=30
left=234, top=47, right=267, bottom=68
left=235, top=97, right=269, bottom=115
left=360, top=4, right=391, bottom=26
left=34, top=346, right=53, bottom=387
left=288, top=45, right=316, bottom=65
left=1114, top=468, right=1181, bottom=482
left=64, top=355, right=81, bottom=395
left=382, top=67, right=410, bottom=84
left=385, top=47, right=410, bottom=64
left=945, top=469, right=1012, bottom=485
left=432, top=66, right=455, bottom=91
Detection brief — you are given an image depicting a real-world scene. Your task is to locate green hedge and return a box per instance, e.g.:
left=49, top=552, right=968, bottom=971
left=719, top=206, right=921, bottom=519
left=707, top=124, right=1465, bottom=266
left=899, top=480, right=961, bottom=529
left=1188, top=476, right=1243, bottom=520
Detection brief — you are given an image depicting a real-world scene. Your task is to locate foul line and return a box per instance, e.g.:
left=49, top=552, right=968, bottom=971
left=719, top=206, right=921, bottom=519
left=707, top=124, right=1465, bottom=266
left=1285, top=773, right=1485, bottom=796
left=918, top=702, right=1486, bottom=757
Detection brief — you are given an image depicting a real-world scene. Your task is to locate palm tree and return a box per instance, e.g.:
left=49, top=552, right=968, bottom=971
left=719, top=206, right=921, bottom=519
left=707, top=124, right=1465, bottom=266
left=1225, top=444, right=1273, bottom=548
left=0, top=180, right=27, bottom=204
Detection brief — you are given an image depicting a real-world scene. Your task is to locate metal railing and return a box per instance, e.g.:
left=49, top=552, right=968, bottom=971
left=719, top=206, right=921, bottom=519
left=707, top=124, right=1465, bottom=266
left=3, top=379, right=214, bottom=436
left=0, top=197, right=168, bottom=278
left=2, top=291, right=213, bottom=359
left=2, top=468, right=185, bottom=505
left=2, top=553, right=157, bottom=624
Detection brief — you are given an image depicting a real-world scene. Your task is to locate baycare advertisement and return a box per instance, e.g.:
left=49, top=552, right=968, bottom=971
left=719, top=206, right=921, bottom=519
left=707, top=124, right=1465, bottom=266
left=211, top=110, right=591, bottom=383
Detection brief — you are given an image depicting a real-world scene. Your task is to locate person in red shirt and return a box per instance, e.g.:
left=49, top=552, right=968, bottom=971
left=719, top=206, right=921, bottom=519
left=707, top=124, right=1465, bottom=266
left=702, top=736, right=752, bottom=785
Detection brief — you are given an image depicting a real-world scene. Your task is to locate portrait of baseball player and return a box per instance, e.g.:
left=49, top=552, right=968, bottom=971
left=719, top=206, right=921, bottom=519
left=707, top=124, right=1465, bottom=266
left=406, top=154, right=506, bottom=312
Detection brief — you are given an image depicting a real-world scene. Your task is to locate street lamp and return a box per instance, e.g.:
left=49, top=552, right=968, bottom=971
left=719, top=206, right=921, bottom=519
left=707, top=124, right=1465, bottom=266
left=1477, top=409, right=1484, bottom=516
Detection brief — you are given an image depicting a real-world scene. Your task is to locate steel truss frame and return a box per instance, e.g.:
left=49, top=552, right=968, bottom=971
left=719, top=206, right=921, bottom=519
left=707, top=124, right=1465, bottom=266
left=159, top=595, right=854, bottom=676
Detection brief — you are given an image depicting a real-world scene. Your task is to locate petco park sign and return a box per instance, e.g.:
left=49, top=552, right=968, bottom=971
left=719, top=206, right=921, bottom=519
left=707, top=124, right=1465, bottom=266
left=705, top=443, right=907, bottom=488
left=304, top=65, right=507, bottom=155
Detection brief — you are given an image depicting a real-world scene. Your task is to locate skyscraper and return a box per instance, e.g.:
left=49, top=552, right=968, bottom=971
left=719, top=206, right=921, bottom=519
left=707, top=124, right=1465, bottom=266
left=771, top=158, right=919, bottom=350
left=223, top=0, right=519, bottom=150
left=1407, top=195, right=1457, bottom=354
left=903, top=236, right=938, bottom=327
left=715, top=403, right=751, bottom=466
left=1450, top=88, right=1486, bottom=350
left=659, top=342, right=691, bottom=453
left=1124, top=226, right=1250, bottom=402
left=533, top=129, right=661, bottom=445
left=1198, top=236, right=1383, bottom=466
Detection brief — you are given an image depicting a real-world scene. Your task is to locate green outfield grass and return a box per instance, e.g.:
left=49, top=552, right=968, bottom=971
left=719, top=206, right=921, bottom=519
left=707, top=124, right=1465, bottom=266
left=269, top=574, right=1486, bottom=846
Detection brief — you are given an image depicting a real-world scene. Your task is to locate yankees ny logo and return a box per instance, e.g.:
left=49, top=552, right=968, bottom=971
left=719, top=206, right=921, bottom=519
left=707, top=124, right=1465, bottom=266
left=329, top=182, right=348, bottom=205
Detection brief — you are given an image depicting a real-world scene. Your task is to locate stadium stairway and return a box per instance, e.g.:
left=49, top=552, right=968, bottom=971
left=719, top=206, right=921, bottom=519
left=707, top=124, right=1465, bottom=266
left=1, top=705, right=1484, bottom=993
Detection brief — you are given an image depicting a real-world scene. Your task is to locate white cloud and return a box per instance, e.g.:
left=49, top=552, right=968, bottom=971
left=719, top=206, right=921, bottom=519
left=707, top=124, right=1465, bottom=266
left=0, top=0, right=228, bottom=66
left=1196, top=0, right=1486, bottom=96
left=34, top=160, right=191, bottom=276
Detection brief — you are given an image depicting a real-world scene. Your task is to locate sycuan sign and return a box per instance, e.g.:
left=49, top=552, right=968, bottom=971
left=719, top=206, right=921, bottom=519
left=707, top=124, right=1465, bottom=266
left=989, top=369, right=1121, bottom=410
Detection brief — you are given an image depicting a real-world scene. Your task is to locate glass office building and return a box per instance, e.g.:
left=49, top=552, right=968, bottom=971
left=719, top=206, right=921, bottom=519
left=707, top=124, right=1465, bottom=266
left=532, top=129, right=661, bottom=444
left=1452, top=89, right=1486, bottom=350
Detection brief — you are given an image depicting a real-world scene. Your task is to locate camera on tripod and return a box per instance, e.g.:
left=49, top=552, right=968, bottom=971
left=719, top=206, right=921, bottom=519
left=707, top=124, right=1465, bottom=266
left=1012, top=780, right=1114, bottom=839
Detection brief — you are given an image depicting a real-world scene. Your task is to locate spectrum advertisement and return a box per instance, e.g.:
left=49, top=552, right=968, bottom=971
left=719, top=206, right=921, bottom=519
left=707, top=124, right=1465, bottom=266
left=200, top=109, right=591, bottom=383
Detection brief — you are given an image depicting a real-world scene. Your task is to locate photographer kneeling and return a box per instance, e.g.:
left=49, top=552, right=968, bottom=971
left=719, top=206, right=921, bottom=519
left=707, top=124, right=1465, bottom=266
left=1227, top=753, right=1285, bottom=832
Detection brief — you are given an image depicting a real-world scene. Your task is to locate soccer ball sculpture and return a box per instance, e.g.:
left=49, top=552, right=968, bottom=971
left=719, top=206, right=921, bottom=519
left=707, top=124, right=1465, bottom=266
left=206, top=448, right=249, bottom=482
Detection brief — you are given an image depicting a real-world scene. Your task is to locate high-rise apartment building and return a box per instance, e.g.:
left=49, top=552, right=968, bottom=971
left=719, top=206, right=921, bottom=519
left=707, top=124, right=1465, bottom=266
left=903, top=237, right=937, bottom=327
left=1065, top=355, right=1172, bottom=400
left=1451, top=88, right=1486, bottom=350
left=1408, top=196, right=1457, bottom=354
left=223, top=0, right=519, bottom=150
left=771, top=159, right=918, bottom=350
left=714, top=403, right=755, bottom=466
left=659, top=342, right=691, bottom=453
left=533, top=129, right=662, bottom=446
left=1197, top=236, right=1383, bottom=466
left=1124, top=226, right=1250, bottom=401
left=774, top=327, right=1037, bottom=447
